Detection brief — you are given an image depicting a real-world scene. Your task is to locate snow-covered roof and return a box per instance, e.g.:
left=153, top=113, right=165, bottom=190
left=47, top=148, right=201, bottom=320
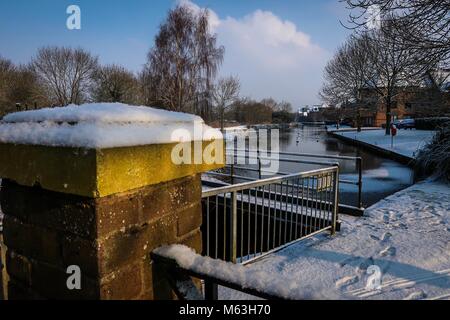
left=0, top=103, right=222, bottom=148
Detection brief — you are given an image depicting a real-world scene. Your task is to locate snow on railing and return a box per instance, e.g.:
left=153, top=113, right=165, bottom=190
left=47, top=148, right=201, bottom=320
left=153, top=244, right=308, bottom=300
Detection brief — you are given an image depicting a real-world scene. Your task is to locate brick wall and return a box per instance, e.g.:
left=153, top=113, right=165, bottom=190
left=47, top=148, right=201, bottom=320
left=0, top=174, right=202, bottom=300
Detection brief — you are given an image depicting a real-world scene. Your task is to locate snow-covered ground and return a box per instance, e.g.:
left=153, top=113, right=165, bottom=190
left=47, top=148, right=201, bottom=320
left=221, top=180, right=450, bottom=300
left=333, top=129, right=435, bottom=158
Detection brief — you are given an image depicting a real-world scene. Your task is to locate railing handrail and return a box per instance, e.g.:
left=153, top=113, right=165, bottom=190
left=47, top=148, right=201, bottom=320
left=202, top=166, right=339, bottom=198
left=226, top=148, right=362, bottom=161
left=228, top=154, right=339, bottom=168
left=220, top=147, right=363, bottom=209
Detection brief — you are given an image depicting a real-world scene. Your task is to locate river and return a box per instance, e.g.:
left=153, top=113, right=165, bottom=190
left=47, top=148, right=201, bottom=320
left=231, top=126, right=414, bottom=208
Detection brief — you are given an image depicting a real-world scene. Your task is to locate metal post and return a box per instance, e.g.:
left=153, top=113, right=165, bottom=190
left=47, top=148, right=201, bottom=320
left=258, top=156, right=262, bottom=180
left=230, top=191, right=238, bottom=263
left=230, top=163, right=235, bottom=185
left=204, top=280, right=218, bottom=300
left=331, top=167, right=339, bottom=235
left=357, top=157, right=363, bottom=209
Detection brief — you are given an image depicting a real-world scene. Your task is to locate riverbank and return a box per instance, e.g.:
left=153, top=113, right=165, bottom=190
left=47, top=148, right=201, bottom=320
left=328, top=129, right=435, bottom=166
left=221, top=179, right=450, bottom=300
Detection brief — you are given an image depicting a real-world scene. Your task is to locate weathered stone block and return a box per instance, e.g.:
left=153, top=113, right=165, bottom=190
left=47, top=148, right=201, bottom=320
left=99, top=261, right=143, bottom=300
left=177, top=203, right=202, bottom=237
left=5, top=250, right=32, bottom=286
left=0, top=180, right=97, bottom=238
left=30, top=260, right=99, bottom=300
left=61, top=235, right=98, bottom=278
left=97, top=214, right=178, bottom=275
left=7, top=280, right=42, bottom=300
left=0, top=142, right=223, bottom=198
left=3, top=216, right=62, bottom=265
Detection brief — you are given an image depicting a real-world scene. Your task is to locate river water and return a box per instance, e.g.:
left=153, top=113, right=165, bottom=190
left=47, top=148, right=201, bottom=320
left=232, top=126, right=414, bottom=208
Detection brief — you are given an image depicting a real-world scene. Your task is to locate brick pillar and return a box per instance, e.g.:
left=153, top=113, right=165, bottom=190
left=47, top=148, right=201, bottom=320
left=0, top=141, right=223, bottom=300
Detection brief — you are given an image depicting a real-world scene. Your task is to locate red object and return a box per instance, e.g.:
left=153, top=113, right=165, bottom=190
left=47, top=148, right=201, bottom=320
left=391, top=125, right=397, bottom=137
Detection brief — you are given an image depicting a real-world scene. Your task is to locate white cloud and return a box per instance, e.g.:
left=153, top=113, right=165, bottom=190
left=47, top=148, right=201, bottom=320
left=181, top=0, right=330, bottom=107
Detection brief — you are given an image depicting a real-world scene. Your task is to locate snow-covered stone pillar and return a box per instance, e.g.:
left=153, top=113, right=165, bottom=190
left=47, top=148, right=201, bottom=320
left=0, top=103, right=224, bottom=300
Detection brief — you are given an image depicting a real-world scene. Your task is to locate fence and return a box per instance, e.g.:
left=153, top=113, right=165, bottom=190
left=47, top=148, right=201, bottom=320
left=201, top=166, right=339, bottom=264
left=205, top=148, right=363, bottom=211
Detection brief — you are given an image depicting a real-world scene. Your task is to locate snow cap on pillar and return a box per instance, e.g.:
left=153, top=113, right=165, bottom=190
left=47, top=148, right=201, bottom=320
left=0, top=103, right=224, bottom=197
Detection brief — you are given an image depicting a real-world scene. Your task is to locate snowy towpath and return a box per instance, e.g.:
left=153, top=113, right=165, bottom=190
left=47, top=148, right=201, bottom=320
left=332, top=129, right=435, bottom=158
left=222, top=180, right=450, bottom=300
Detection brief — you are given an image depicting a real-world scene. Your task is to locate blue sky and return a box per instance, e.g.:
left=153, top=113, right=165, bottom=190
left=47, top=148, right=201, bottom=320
left=0, top=0, right=352, bottom=106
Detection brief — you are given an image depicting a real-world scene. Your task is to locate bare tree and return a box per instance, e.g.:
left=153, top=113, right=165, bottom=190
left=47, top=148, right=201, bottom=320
left=261, top=98, right=279, bottom=112
left=32, top=46, right=98, bottom=106
left=196, top=11, right=225, bottom=121
left=278, top=101, right=293, bottom=113
left=365, top=27, right=429, bottom=134
left=343, top=0, right=450, bottom=65
left=92, top=64, right=138, bottom=104
left=8, top=65, right=48, bottom=109
left=0, top=57, right=14, bottom=112
left=0, top=58, right=48, bottom=115
left=320, top=35, right=374, bottom=131
left=142, top=4, right=224, bottom=114
left=212, top=76, right=240, bottom=131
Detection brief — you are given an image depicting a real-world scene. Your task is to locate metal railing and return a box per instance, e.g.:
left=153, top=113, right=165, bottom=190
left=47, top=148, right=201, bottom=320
left=207, top=148, right=362, bottom=209
left=201, top=166, right=339, bottom=264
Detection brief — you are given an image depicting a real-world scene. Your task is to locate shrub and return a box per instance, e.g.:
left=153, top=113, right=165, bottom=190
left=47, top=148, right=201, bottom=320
left=415, top=123, right=450, bottom=182
left=415, top=117, right=450, bottom=130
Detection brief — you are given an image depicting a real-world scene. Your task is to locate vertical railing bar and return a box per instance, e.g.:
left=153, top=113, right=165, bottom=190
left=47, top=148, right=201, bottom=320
left=324, top=174, right=330, bottom=228
left=283, top=179, right=289, bottom=245
left=206, top=198, right=210, bottom=257
left=272, top=183, right=277, bottom=249
left=319, top=175, right=323, bottom=230
left=231, top=191, right=237, bottom=263
left=260, top=185, right=265, bottom=255
left=223, top=192, right=227, bottom=261
left=357, top=157, right=363, bottom=209
left=319, top=175, right=325, bottom=230
left=267, top=183, right=272, bottom=251
left=298, top=177, right=305, bottom=239
left=309, top=177, right=314, bottom=235
left=289, top=178, right=295, bottom=242
left=254, top=187, right=258, bottom=257
left=215, top=195, right=218, bottom=260
left=248, top=188, right=251, bottom=261
left=331, top=168, right=339, bottom=235
left=294, top=177, right=300, bottom=240
left=278, top=181, right=283, bottom=247
left=316, top=175, right=321, bottom=232
left=328, top=172, right=333, bottom=227
left=230, top=163, right=235, bottom=185
left=308, top=177, right=313, bottom=235
left=305, top=177, right=311, bottom=237
left=313, top=176, right=320, bottom=233
left=240, top=190, right=244, bottom=260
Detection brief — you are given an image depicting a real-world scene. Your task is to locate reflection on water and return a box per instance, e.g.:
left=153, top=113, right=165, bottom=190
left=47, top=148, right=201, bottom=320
left=234, top=127, right=414, bottom=207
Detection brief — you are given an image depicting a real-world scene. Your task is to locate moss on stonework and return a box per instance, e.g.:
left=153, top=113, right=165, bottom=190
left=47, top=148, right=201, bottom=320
left=0, top=141, right=224, bottom=198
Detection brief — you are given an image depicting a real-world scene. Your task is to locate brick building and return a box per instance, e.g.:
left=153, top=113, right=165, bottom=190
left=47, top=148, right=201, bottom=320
left=341, top=86, right=450, bottom=127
